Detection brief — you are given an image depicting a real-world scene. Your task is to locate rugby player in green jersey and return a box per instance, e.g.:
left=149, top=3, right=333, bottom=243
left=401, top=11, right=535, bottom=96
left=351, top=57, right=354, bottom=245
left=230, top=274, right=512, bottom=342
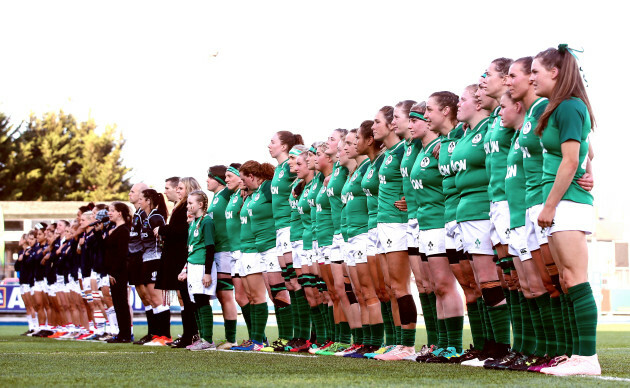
left=373, top=105, right=417, bottom=360
left=224, top=165, right=254, bottom=346
left=292, top=148, right=328, bottom=352
left=333, top=131, right=364, bottom=355
left=320, top=128, right=358, bottom=355
left=392, top=100, right=430, bottom=332
left=452, top=84, right=512, bottom=366
left=313, top=142, right=343, bottom=355
left=285, top=146, right=313, bottom=350
left=231, top=161, right=277, bottom=351
left=532, top=46, right=600, bottom=376
left=204, top=165, right=238, bottom=349
left=503, top=58, right=563, bottom=371
left=410, top=98, right=465, bottom=363
left=344, top=120, right=387, bottom=358
left=183, top=190, right=218, bottom=351
left=495, top=91, right=553, bottom=370
left=269, top=131, right=304, bottom=350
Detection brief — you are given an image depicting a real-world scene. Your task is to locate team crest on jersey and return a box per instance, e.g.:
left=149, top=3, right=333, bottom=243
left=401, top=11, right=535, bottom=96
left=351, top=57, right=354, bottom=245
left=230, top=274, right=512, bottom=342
left=523, top=121, right=532, bottom=134
left=385, top=155, right=393, bottom=165
left=233, top=196, right=238, bottom=203
left=448, top=142, right=456, bottom=153
left=255, top=193, right=260, bottom=201
left=420, top=157, right=430, bottom=168
left=351, top=173, right=357, bottom=182
left=514, top=138, right=520, bottom=150
left=472, top=134, right=482, bottom=144
left=368, top=170, right=374, bottom=179
left=406, top=146, right=412, bottom=156
left=194, top=229, right=199, bottom=237
left=213, top=197, right=219, bottom=205
left=279, top=170, right=284, bottom=179
left=493, top=117, right=499, bottom=128
left=334, top=168, right=339, bottom=177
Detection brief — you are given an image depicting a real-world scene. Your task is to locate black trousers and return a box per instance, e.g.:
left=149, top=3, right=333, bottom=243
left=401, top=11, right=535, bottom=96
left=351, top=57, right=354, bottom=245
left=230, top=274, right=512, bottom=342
left=111, top=274, right=132, bottom=340
left=178, top=280, right=198, bottom=339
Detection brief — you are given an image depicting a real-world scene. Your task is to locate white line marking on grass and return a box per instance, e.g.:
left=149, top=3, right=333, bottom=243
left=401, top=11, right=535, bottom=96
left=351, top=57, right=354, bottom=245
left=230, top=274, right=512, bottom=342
left=3, top=351, right=157, bottom=355
left=584, top=376, right=630, bottom=382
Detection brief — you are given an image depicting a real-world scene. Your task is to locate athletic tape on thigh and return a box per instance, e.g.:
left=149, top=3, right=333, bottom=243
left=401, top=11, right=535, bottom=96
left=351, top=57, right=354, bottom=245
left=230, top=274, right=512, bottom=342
left=446, top=249, right=459, bottom=265
left=420, top=252, right=428, bottom=262
left=281, top=266, right=289, bottom=281
left=481, top=281, right=505, bottom=307
left=270, top=283, right=290, bottom=308
left=286, top=264, right=297, bottom=279
left=397, top=294, right=417, bottom=325
left=297, top=274, right=309, bottom=286
left=217, top=278, right=234, bottom=291
left=492, top=254, right=499, bottom=263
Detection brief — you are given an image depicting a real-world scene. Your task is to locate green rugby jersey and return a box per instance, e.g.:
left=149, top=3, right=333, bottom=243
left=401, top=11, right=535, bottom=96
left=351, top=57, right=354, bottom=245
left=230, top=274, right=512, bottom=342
left=307, top=173, right=323, bottom=245
left=207, top=187, right=233, bottom=252
left=410, top=137, right=445, bottom=230
left=377, top=140, right=407, bottom=224
left=439, top=124, right=465, bottom=223
left=519, top=97, right=548, bottom=208
left=187, top=215, right=215, bottom=265
left=541, top=98, right=593, bottom=205
left=271, top=159, right=296, bottom=230
left=297, top=180, right=314, bottom=250
left=505, top=131, right=526, bottom=228
left=248, top=180, right=277, bottom=253
left=326, top=161, right=349, bottom=235
left=315, top=174, right=334, bottom=247
left=239, top=196, right=257, bottom=253
left=225, top=189, right=243, bottom=252
left=289, top=180, right=304, bottom=242
left=400, top=138, right=423, bottom=220
left=361, top=153, right=386, bottom=230
left=340, top=175, right=350, bottom=241
left=342, top=158, right=370, bottom=238
left=451, top=117, right=491, bottom=222
left=485, top=106, right=513, bottom=202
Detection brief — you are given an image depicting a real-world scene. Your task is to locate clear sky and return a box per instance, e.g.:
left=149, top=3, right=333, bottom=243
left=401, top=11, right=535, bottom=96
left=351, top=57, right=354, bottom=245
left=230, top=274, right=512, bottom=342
left=1, top=0, right=628, bottom=237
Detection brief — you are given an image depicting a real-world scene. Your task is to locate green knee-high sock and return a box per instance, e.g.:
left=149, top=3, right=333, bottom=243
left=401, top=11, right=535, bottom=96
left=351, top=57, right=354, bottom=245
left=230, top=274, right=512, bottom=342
left=310, top=306, right=327, bottom=344
left=427, top=293, right=439, bottom=337
left=487, top=303, right=511, bottom=346
left=526, top=298, right=545, bottom=357
left=225, top=319, right=237, bottom=343
left=362, top=324, right=371, bottom=346
left=276, top=305, right=293, bottom=340
left=504, top=288, right=512, bottom=321
left=318, top=304, right=330, bottom=340
left=198, top=305, right=214, bottom=343
left=334, top=322, right=340, bottom=343
left=294, top=289, right=311, bottom=339
left=328, top=306, right=336, bottom=342
left=566, top=297, right=580, bottom=356
left=401, top=328, right=416, bottom=347
left=445, top=316, right=464, bottom=353
left=419, top=293, right=437, bottom=346
left=339, top=321, right=351, bottom=344
left=481, top=301, right=495, bottom=341
left=252, top=303, right=268, bottom=343
left=241, top=303, right=252, bottom=338
left=289, top=290, right=298, bottom=338
left=569, top=282, right=598, bottom=356
left=535, top=293, right=557, bottom=357
left=560, top=294, right=573, bottom=356
left=466, top=301, right=485, bottom=350
left=477, top=299, right=488, bottom=341
left=354, top=327, right=363, bottom=344
left=371, top=323, right=384, bottom=347
left=381, top=302, right=395, bottom=346
left=510, top=291, right=523, bottom=353
left=520, top=294, right=536, bottom=355
left=395, top=326, right=402, bottom=345
left=550, top=295, right=566, bottom=356
left=437, top=319, right=448, bottom=349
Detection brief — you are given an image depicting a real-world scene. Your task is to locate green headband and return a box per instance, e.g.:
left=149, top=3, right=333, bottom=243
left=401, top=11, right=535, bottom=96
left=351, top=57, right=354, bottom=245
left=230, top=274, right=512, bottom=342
left=308, top=146, right=317, bottom=154
left=207, top=172, right=227, bottom=185
left=409, top=111, right=427, bottom=121
left=227, top=166, right=240, bottom=177
left=289, top=148, right=303, bottom=156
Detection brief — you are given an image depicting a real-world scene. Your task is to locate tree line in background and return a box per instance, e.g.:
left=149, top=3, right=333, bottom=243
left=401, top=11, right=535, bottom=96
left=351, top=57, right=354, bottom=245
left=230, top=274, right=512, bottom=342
left=0, top=111, right=132, bottom=201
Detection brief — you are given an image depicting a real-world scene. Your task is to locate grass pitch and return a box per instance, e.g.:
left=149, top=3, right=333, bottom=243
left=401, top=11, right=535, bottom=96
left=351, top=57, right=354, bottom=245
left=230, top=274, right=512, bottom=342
left=1, top=324, right=629, bottom=387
